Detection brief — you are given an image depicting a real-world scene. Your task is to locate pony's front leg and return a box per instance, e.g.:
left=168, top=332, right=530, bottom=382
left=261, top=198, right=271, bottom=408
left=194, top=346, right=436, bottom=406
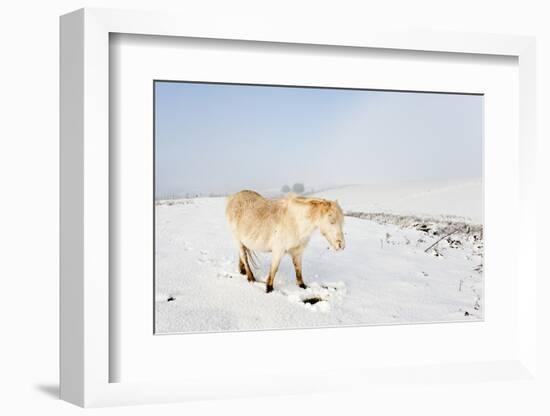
left=266, top=250, right=284, bottom=293
left=290, top=248, right=307, bottom=289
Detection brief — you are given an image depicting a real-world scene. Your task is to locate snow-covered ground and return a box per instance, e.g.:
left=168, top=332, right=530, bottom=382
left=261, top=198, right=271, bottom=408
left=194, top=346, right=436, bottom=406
left=155, top=180, right=483, bottom=334
left=313, top=179, right=483, bottom=223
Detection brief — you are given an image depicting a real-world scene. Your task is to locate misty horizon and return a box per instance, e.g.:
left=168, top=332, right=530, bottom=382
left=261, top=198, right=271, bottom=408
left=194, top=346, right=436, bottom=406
left=155, top=82, right=483, bottom=199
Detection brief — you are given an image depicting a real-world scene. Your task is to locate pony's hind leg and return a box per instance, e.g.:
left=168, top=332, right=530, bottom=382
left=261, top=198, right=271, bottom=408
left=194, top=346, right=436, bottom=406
left=290, top=248, right=307, bottom=289
left=238, top=243, right=255, bottom=282
left=238, top=257, right=246, bottom=275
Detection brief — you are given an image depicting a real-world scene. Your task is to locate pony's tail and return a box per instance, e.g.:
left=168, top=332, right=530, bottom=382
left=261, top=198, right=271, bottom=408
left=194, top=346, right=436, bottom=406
left=243, top=246, right=260, bottom=270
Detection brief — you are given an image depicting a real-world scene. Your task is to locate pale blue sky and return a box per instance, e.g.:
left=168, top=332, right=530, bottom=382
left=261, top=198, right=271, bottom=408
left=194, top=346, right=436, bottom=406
left=155, top=81, right=482, bottom=197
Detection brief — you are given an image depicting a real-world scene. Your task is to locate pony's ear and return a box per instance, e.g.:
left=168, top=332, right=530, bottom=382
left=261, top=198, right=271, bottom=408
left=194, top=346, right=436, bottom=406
left=309, top=199, right=331, bottom=214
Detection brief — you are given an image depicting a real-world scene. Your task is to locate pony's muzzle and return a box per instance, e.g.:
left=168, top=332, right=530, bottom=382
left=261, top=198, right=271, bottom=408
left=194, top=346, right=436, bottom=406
left=335, top=239, right=345, bottom=250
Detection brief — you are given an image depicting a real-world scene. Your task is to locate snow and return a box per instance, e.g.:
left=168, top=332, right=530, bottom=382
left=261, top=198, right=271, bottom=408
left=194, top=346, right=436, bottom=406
left=155, top=180, right=483, bottom=334
left=313, top=179, right=483, bottom=223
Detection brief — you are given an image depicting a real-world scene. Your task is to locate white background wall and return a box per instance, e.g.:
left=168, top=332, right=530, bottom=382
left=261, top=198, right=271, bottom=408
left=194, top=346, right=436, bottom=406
left=1, top=1, right=548, bottom=414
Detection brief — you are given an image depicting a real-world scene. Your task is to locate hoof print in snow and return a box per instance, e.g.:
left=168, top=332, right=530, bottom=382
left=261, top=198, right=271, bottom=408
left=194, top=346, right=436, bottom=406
left=167, top=296, right=176, bottom=302
left=302, top=297, right=323, bottom=305
left=464, top=311, right=470, bottom=316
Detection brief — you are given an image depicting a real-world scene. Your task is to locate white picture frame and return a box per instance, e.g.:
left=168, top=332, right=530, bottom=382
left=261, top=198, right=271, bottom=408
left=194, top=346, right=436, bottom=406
left=60, top=7, right=537, bottom=407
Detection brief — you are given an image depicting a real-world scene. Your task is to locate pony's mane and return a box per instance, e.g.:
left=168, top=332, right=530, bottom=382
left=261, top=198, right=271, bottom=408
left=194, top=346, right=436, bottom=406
left=284, top=193, right=328, bottom=205
left=284, top=195, right=339, bottom=221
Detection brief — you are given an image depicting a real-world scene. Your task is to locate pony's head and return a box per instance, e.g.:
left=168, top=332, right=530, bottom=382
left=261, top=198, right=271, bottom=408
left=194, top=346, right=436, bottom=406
left=315, top=199, right=345, bottom=251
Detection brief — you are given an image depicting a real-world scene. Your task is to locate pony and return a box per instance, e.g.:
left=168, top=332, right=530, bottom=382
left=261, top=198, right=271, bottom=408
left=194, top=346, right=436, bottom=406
left=225, top=190, right=345, bottom=293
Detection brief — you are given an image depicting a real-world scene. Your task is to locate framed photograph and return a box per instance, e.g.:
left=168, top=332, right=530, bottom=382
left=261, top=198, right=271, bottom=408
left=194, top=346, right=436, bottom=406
left=153, top=80, right=484, bottom=334
left=60, top=8, right=537, bottom=407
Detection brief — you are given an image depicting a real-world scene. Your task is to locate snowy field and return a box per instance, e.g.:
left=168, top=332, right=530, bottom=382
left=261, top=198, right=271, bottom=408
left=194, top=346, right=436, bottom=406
left=155, top=180, right=483, bottom=334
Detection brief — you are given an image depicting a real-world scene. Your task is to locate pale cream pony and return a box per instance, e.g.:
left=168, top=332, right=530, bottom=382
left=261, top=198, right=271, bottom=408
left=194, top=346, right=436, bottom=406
left=226, top=190, right=345, bottom=293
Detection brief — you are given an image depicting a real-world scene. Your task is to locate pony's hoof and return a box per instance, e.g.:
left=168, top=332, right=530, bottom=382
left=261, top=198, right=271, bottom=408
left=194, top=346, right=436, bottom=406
left=299, top=283, right=308, bottom=289
left=247, top=278, right=256, bottom=283
left=266, top=285, right=274, bottom=293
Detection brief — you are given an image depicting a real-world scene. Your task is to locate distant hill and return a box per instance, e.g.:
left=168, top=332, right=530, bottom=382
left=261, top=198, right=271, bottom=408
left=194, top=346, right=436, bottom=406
left=313, top=179, right=483, bottom=224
